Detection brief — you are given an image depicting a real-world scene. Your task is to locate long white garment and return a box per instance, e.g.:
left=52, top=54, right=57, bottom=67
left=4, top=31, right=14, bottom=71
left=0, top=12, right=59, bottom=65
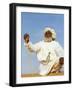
left=24, top=40, right=64, bottom=75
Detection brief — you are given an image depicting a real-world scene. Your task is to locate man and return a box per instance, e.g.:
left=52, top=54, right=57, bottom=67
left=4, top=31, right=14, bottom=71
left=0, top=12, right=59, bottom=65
left=24, top=27, right=64, bottom=76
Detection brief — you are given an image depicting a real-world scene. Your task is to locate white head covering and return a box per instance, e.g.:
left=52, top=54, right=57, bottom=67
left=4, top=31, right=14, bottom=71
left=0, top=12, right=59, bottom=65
left=44, top=27, right=56, bottom=40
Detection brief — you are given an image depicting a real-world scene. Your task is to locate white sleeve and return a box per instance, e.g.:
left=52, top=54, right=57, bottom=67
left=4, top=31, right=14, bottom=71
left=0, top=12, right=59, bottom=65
left=54, top=41, right=64, bottom=58
left=24, top=42, right=41, bottom=53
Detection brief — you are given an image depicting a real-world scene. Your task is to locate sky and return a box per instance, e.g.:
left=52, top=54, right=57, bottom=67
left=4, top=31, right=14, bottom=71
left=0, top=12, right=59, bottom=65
left=21, top=12, right=64, bottom=75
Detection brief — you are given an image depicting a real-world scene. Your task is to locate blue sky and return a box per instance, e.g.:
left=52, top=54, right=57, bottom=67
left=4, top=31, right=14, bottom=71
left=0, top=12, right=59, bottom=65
left=21, top=12, right=64, bottom=75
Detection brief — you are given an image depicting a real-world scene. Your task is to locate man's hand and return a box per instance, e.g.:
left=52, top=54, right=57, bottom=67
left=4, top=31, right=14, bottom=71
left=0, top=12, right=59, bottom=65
left=24, top=33, right=30, bottom=43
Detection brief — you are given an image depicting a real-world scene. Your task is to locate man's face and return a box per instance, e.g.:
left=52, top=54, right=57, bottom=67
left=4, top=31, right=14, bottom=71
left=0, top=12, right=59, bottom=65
left=44, top=31, right=52, bottom=38
left=44, top=31, right=52, bottom=42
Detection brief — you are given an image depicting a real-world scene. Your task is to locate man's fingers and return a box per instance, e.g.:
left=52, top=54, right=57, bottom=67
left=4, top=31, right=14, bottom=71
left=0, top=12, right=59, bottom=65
left=24, top=33, right=30, bottom=40
left=24, top=33, right=30, bottom=43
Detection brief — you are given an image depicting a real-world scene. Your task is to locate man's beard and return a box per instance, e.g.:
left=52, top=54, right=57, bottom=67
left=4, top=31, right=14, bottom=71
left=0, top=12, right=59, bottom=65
left=44, top=37, right=52, bottom=42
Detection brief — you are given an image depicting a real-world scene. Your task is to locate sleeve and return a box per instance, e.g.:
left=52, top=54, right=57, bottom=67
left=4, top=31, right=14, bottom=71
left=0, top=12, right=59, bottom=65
left=24, top=42, right=41, bottom=53
left=54, top=41, right=64, bottom=58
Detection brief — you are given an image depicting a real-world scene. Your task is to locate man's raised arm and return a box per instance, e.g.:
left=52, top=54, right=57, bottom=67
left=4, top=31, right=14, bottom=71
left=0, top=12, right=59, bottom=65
left=23, top=33, right=40, bottom=52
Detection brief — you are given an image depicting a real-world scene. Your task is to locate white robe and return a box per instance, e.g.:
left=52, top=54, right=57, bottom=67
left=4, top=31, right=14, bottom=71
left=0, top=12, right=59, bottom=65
left=24, top=40, right=64, bottom=75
